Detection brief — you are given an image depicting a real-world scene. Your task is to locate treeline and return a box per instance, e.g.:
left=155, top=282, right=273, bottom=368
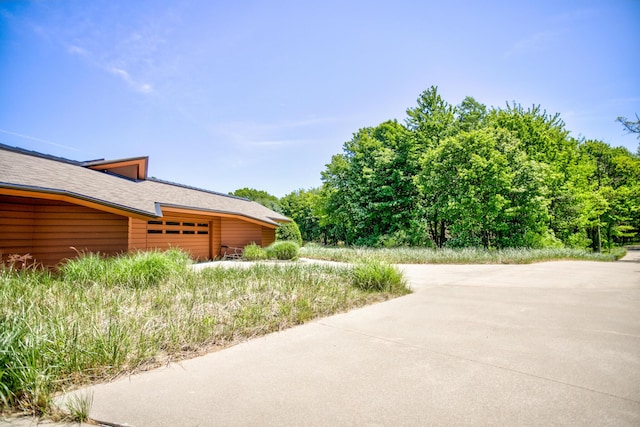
left=234, top=86, right=640, bottom=250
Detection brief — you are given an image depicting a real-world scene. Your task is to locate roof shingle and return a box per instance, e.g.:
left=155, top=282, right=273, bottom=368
left=0, top=145, right=289, bottom=226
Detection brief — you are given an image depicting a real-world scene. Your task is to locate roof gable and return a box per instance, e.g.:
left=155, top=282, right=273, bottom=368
left=85, top=157, right=149, bottom=180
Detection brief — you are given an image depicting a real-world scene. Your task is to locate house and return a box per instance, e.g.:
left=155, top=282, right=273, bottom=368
left=0, top=144, right=289, bottom=266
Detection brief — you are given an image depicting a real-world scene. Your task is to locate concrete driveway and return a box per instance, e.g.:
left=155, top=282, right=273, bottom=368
left=56, top=251, right=640, bottom=426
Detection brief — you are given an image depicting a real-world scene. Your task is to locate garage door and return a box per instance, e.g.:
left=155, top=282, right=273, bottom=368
left=146, top=218, right=210, bottom=260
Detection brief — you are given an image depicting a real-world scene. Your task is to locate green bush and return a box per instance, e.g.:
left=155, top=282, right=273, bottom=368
left=276, top=221, right=303, bottom=246
left=351, top=259, right=408, bottom=292
left=266, top=241, right=299, bottom=260
left=243, top=243, right=268, bottom=261
left=60, top=249, right=191, bottom=288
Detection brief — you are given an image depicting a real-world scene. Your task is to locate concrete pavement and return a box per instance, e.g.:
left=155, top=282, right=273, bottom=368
left=12, top=251, right=640, bottom=426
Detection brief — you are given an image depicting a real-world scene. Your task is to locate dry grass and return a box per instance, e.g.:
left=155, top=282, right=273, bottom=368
left=0, top=249, right=409, bottom=416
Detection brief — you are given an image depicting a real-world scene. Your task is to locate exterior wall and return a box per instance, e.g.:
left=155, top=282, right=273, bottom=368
left=211, top=217, right=221, bottom=257
left=0, top=195, right=128, bottom=266
left=128, top=218, right=147, bottom=251
left=220, top=218, right=263, bottom=248
left=143, top=216, right=210, bottom=260
left=1, top=194, right=281, bottom=266
left=262, top=226, right=276, bottom=247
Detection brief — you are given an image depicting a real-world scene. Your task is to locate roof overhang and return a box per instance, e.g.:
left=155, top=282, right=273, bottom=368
left=0, top=184, right=156, bottom=220
left=159, top=205, right=281, bottom=228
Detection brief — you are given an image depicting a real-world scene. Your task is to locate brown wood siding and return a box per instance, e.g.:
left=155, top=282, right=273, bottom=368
left=128, top=218, right=147, bottom=251
left=220, top=218, right=262, bottom=248
left=211, top=218, right=221, bottom=257
left=262, top=226, right=276, bottom=247
left=144, top=216, right=210, bottom=261
left=0, top=195, right=128, bottom=266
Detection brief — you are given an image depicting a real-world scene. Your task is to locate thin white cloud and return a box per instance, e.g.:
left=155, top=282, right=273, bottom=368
left=212, top=117, right=338, bottom=149
left=504, top=30, right=559, bottom=57
left=0, top=129, right=80, bottom=151
left=67, top=45, right=88, bottom=56
left=26, top=6, right=174, bottom=96
left=108, top=67, right=153, bottom=93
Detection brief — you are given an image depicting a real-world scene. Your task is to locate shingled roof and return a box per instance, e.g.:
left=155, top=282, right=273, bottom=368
left=0, top=144, right=289, bottom=226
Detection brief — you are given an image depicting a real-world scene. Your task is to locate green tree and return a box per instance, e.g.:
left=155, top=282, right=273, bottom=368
left=580, top=141, right=640, bottom=249
left=405, top=86, right=457, bottom=247
left=321, top=120, right=422, bottom=246
left=280, top=188, right=324, bottom=242
left=486, top=104, right=586, bottom=246
left=230, top=188, right=283, bottom=213
left=417, top=127, right=551, bottom=248
left=455, top=96, right=487, bottom=132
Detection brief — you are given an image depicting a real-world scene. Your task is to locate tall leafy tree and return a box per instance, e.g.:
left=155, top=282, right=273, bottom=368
left=316, top=86, right=639, bottom=250
left=405, top=86, right=457, bottom=247
left=230, top=187, right=283, bottom=213
left=280, top=188, right=324, bottom=242
left=580, top=141, right=640, bottom=249
left=455, top=96, right=488, bottom=132
left=321, top=120, right=421, bottom=245
left=417, top=127, right=550, bottom=248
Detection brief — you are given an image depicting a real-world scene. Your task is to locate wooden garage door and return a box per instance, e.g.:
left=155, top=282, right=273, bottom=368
left=146, top=218, right=210, bottom=260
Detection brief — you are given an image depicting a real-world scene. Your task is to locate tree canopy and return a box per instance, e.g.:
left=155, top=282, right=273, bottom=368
left=244, top=87, right=640, bottom=251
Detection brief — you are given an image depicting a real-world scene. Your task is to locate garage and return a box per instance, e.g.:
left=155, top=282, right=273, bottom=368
left=145, top=217, right=211, bottom=260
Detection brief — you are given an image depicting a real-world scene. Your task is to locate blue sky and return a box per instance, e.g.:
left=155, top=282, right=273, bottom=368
left=1, top=1, right=638, bottom=197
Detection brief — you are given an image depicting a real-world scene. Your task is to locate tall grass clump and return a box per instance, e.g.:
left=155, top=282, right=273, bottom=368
left=300, top=246, right=625, bottom=264
left=351, top=259, right=409, bottom=293
left=60, top=248, right=190, bottom=288
left=265, top=241, right=299, bottom=260
left=242, top=243, right=268, bottom=261
left=0, top=249, right=408, bottom=417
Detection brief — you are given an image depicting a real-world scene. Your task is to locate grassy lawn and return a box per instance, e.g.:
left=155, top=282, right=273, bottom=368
left=0, top=249, right=409, bottom=417
left=299, top=245, right=626, bottom=264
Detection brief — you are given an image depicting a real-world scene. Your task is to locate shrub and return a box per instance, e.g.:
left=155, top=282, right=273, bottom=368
left=243, top=243, right=268, bottom=261
left=351, top=259, right=408, bottom=292
left=266, top=241, right=299, bottom=260
left=61, top=249, right=191, bottom=288
left=276, top=221, right=303, bottom=246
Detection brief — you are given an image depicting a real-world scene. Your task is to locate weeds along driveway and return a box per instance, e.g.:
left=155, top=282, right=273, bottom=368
left=61, top=252, right=640, bottom=427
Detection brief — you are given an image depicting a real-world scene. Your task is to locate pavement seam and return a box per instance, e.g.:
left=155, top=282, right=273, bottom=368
left=317, top=321, right=640, bottom=406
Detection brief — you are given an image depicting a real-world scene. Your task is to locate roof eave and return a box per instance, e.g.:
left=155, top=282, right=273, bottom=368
left=0, top=183, right=157, bottom=219
left=158, top=203, right=282, bottom=227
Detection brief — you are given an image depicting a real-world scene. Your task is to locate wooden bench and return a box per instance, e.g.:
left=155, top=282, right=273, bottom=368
left=220, top=245, right=244, bottom=260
